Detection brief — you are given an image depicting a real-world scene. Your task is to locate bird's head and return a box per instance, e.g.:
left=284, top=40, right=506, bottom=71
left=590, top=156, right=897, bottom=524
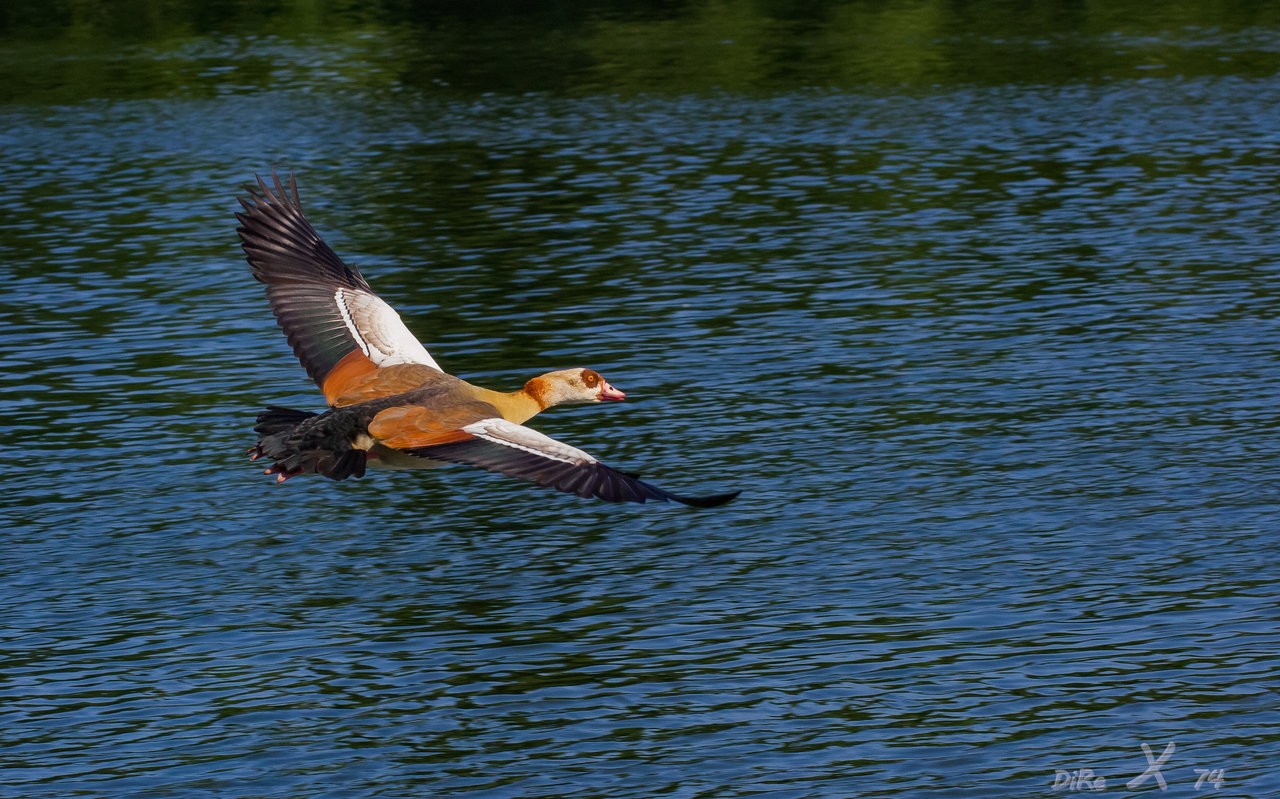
left=526, top=368, right=626, bottom=408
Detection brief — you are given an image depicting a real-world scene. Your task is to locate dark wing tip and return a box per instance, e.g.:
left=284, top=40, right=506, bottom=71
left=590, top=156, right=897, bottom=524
left=667, top=489, right=741, bottom=508
left=572, top=462, right=738, bottom=508
left=404, top=437, right=739, bottom=508
left=240, top=169, right=297, bottom=200
left=235, top=170, right=371, bottom=292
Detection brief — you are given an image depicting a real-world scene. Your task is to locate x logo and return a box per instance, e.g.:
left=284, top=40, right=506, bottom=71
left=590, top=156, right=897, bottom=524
left=1127, top=742, right=1176, bottom=790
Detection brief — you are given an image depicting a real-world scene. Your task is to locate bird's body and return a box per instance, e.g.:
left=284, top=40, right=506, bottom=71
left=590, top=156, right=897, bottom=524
left=237, top=173, right=737, bottom=507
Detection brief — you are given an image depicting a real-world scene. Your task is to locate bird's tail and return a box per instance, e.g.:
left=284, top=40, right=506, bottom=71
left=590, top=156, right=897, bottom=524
left=253, top=405, right=317, bottom=437
left=248, top=405, right=367, bottom=482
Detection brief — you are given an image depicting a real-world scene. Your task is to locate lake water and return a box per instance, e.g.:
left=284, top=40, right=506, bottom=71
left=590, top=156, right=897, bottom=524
left=2, top=2, right=1279, bottom=797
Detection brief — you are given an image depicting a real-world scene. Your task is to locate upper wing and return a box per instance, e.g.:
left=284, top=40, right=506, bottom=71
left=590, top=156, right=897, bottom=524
left=329, top=363, right=450, bottom=408
left=398, top=417, right=739, bottom=507
left=236, top=172, right=442, bottom=404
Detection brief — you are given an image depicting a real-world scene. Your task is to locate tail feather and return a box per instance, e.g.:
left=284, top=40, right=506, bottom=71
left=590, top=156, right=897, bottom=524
left=248, top=405, right=367, bottom=482
left=255, top=405, right=318, bottom=436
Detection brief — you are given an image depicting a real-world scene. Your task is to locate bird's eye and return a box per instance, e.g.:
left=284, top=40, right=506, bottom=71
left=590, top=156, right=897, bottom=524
left=582, top=370, right=599, bottom=387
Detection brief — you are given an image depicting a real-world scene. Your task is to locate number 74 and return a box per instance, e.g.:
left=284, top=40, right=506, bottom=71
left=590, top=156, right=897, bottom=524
left=1193, top=768, right=1226, bottom=790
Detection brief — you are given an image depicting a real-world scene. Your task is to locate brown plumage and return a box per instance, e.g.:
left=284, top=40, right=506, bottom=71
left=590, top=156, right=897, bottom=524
left=238, top=172, right=738, bottom=507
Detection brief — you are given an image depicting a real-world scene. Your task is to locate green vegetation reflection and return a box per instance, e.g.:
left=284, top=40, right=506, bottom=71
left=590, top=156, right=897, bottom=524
left=4, top=0, right=1280, bottom=103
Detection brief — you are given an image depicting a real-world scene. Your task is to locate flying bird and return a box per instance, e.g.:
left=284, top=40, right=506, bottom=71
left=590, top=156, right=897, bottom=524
left=237, top=173, right=738, bottom=507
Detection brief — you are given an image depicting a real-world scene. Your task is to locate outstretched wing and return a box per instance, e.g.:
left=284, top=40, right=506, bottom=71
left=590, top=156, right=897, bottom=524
left=396, top=417, right=739, bottom=507
left=236, top=172, right=441, bottom=404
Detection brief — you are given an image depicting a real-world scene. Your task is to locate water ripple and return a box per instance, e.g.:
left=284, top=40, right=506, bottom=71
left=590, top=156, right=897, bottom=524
left=3, top=17, right=1280, bottom=799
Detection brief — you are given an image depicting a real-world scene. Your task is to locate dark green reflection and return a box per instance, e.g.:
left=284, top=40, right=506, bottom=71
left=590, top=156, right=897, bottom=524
left=5, top=0, right=1280, bottom=103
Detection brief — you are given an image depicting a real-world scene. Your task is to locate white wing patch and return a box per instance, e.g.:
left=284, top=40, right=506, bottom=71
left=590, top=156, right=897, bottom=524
left=336, top=288, right=441, bottom=371
left=461, top=418, right=598, bottom=465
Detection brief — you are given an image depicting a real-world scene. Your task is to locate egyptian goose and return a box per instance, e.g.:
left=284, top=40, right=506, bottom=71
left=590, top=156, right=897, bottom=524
left=236, top=173, right=738, bottom=507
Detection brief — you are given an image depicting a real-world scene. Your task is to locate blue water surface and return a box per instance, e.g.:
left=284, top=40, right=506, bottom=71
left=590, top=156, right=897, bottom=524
left=2, top=3, right=1278, bottom=797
